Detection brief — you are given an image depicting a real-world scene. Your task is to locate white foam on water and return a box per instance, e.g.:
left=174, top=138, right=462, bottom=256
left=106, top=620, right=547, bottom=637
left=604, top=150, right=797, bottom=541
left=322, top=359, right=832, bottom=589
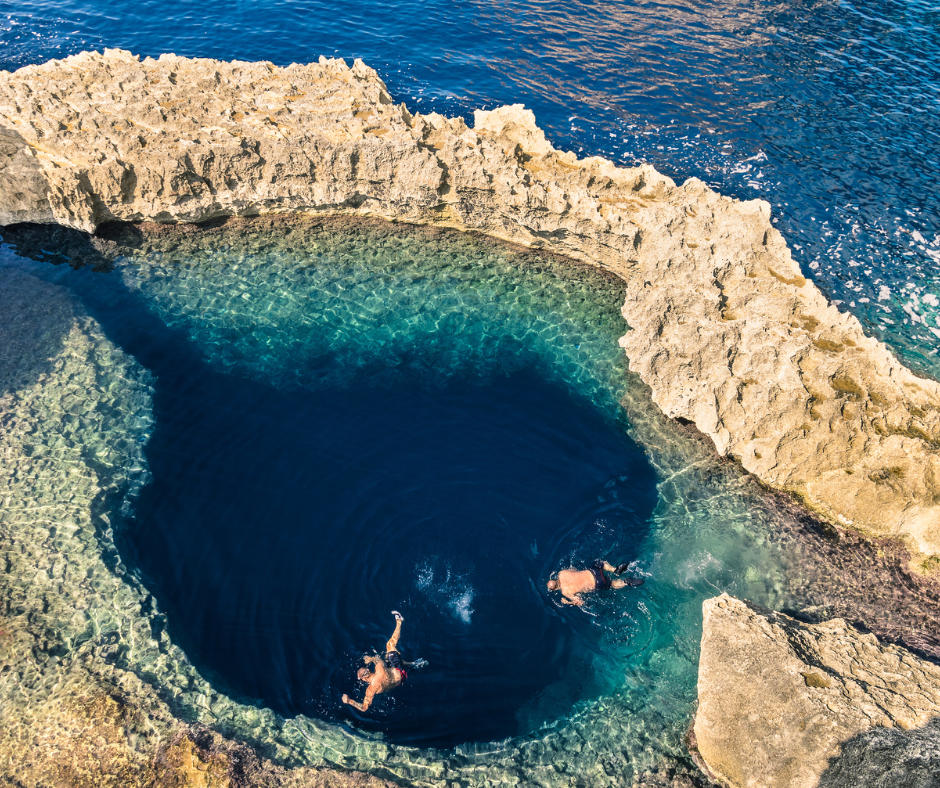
left=415, top=561, right=434, bottom=591
left=449, top=590, right=475, bottom=624
left=414, top=560, right=476, bottom=624
left=675, top=551, right=723, bottom=589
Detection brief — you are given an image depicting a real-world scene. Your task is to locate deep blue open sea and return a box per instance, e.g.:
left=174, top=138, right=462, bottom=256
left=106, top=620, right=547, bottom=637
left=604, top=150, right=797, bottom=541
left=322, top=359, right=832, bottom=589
left=2, top=0, right=939, bottom=777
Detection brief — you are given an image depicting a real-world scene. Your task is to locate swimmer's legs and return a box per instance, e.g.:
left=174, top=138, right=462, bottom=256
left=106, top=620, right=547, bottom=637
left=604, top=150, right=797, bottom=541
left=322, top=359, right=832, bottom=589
left=611, top=577, right=644, bottom=589
left=386, top=611, right=404, bottom=653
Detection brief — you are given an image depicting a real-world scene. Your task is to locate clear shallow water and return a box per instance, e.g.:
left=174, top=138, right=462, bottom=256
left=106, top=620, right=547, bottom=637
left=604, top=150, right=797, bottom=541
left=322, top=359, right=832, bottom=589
left=2, top=0, right=938, bottom=376
left=2, top=219, right=940, bottom=785
left=2, top=0, right=940, bottom=781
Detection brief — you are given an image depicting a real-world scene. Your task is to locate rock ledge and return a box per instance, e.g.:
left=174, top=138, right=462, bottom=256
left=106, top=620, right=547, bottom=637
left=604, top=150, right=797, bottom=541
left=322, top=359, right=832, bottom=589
left=1, top=49, right=939, bottom=562
left=693, top=594, right=940, bottom=788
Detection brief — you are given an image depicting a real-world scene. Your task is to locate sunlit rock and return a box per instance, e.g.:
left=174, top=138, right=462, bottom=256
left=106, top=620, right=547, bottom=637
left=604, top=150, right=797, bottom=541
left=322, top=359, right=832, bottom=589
left=1, top=49, right=937, bottom=565
left=693, top=594, right=940, bottom=788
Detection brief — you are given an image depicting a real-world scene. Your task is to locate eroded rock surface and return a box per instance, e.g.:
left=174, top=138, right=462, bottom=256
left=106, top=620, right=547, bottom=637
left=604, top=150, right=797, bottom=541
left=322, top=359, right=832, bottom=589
left=0, top=266, right=395, bottom=788
left=693, top=594, right=940, bottom=788
left=0, top=49, right=939, bottom=564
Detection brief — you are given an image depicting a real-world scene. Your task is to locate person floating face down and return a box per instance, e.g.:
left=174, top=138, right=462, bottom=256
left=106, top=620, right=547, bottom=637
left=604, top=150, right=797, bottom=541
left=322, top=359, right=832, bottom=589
left=546, top=560, right=643, bottom=607
left=342, top=611, right=420, bottom=712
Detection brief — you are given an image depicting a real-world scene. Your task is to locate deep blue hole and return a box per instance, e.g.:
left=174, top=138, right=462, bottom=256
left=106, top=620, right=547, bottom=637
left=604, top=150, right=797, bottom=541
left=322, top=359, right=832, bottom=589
left=126, top=359, right=656, bottom=748
left=42, top=241, right=658, bottom=750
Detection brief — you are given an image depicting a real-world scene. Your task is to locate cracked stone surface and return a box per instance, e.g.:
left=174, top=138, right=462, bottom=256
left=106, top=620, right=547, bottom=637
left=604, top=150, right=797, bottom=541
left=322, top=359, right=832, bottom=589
left=1, top=49, right=937, bottom=565
left=692, top=594, right=940, bottom=788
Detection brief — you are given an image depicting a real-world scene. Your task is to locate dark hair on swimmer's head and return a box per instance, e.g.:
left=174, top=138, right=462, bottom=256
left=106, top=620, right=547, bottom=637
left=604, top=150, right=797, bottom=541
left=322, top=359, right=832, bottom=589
left=546, top=579, right=559, bottom=591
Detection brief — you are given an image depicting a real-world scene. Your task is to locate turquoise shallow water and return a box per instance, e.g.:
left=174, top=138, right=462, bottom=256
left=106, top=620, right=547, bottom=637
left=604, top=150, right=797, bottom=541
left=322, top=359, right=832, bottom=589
left=2, top=0, right=940, bottom=780
left=2, top=218, right=939, bottom=785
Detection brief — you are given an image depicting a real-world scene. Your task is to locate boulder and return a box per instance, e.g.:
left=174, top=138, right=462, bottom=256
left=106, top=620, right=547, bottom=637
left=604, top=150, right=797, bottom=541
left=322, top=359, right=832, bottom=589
left=693, top=594, right=940, bottom=787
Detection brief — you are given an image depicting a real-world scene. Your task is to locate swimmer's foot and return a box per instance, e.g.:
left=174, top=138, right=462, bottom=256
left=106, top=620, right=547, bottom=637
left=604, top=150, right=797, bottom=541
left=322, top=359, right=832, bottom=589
left=624, top=577, right=644, bottom=587
left=411, top=657, right=429, bottom=669
left=391, top=610, right=404, bottom=621
left=614, top=563, right=630, bottom=575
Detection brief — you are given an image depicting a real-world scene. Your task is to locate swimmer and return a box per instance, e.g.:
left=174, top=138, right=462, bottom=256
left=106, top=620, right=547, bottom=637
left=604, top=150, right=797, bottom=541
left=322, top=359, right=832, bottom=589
left=342, top=611, right=421, bottom=712
left=546, top=560, right=643, bottom=607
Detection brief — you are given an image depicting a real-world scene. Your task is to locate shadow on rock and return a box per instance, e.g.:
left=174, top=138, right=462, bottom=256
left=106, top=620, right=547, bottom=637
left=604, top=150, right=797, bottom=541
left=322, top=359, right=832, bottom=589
left=817, top=715, right=940, bottom=788
left=0, top=127, right=52, bottom=226
left=0, top=220, right=118, bottom=270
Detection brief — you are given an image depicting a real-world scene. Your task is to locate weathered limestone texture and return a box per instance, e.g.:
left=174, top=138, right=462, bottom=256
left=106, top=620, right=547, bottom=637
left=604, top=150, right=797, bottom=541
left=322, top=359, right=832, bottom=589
left=1, top=49, right=938, bottom=563
left=0, top=266, right=397, bottom=788
left=693, top=594, right=940, bottom=788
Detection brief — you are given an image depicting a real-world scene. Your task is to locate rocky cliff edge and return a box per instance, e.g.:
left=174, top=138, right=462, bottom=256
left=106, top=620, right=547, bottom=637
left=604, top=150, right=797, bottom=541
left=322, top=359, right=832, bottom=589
left=693, top=594, right=940, bottom=788
left=1, top=49, right=938, bottom=564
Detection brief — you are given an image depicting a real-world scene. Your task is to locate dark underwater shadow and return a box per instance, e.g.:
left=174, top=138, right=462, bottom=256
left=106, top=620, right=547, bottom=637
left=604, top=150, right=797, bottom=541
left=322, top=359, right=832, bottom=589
left=0, top=266, right=75, bottom=396
left=0, top=220, right=120, bottom=396
left=0, top=220, right=120, bottom=271
left=817, top=716, right=940, bottom=788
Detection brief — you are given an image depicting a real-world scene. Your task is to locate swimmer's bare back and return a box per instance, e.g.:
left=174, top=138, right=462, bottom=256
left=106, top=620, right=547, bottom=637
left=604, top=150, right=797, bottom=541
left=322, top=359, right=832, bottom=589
left=546, top=561, right=641, bottom=606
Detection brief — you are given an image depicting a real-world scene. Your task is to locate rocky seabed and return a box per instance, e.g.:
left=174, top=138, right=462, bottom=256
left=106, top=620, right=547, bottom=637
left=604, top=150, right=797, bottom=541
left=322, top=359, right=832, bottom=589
left=1, top=49, right=939, bottom=787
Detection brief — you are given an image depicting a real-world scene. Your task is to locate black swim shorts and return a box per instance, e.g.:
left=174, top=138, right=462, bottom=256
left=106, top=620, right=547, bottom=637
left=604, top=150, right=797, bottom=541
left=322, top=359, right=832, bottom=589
left=590, top=560, right=611, bottom=590
left=385, top=650, right=406, bottom=679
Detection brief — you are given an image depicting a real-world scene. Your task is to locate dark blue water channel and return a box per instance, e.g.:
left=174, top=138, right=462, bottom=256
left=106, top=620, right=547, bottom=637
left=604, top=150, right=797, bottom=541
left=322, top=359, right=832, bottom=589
left=9, top=222, right=657, bottom=749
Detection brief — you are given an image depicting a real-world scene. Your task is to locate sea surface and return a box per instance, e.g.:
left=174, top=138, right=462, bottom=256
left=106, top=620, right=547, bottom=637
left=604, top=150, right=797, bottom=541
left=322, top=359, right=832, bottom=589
left=1, top=0, right=939, bottom=783
left=3, top=0, right=938, bottom=377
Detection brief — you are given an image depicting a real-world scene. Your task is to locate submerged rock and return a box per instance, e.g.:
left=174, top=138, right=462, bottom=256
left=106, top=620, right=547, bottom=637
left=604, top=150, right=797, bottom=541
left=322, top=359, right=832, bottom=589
left=1, top=50, right=937, bottom=565
left=0, top=267, right=397, bottom=788
left=693, top=594, right=940, bottom=788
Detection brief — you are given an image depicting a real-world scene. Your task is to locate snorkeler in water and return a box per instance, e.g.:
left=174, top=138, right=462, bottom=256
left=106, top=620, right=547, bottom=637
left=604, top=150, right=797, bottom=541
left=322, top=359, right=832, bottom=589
left=546, top=560, right=643, bottom=607
left=342, top=611, right=426, bottom=712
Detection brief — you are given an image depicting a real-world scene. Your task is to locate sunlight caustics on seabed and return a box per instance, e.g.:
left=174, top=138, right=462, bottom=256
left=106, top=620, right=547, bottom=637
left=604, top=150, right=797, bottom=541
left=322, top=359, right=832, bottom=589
left=3, top=218, right=938, bottom=784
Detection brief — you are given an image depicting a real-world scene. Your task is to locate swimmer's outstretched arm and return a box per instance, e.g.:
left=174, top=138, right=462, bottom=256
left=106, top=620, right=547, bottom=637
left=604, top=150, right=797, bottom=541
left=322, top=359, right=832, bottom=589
left=342, top=685, right=377, bottom=712
left=560, top=593, right=584, bottom=607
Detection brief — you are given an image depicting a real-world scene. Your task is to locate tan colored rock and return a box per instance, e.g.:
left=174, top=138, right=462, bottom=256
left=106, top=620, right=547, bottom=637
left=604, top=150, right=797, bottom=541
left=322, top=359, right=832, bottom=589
left=1, top=49, right=938, bottom=564
left=0, top=654, right=396, bottom=788
left=692, top=594, right=940, bottom=788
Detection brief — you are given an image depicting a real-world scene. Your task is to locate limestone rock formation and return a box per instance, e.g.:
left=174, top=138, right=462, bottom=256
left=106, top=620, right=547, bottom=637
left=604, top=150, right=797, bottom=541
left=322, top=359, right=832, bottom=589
left=693, top=594, right=940, bottom=788
left=1, top=49, right=938, bottom=563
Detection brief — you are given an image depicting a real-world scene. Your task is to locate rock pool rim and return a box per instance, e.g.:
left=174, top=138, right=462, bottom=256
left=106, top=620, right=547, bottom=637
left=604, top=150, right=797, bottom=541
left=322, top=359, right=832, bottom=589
left=2, top=49, right=938, bottom=569
left=4, top=217, right=940, bottom=787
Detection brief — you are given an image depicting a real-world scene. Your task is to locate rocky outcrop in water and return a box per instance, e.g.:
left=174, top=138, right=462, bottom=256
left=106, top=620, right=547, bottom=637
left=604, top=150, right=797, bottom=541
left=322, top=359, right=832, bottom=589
left=1, top=49, right=939, bottom=566
left=693, top=594, right=940, bottom=788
